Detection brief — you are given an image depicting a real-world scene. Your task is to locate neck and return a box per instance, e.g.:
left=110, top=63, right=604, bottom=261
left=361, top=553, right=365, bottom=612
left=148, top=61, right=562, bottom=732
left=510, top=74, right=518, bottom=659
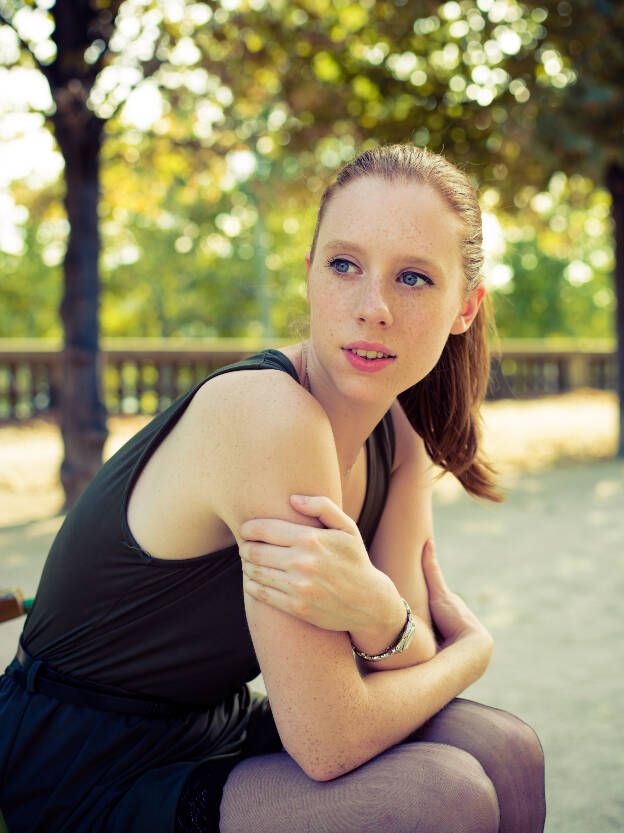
left=301, top=342, right=392, bottom=478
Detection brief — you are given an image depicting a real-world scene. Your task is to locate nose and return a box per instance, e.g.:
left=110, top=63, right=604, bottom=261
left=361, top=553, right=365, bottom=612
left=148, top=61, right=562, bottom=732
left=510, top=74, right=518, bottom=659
left=355, top=276, right=393, bottom=328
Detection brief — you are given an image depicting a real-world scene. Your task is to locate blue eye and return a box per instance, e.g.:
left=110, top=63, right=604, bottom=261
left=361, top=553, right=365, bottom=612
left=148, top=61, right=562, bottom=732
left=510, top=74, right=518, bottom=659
left=328, top=257, right=355, bottom=274
left=400, top=271, right=432, bottom=287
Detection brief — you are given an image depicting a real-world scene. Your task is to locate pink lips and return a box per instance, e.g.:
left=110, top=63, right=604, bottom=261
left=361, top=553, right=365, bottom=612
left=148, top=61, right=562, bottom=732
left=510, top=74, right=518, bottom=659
left=343, top=341, right=396, bottom=356
left=342, top=342, right=396, bottom=373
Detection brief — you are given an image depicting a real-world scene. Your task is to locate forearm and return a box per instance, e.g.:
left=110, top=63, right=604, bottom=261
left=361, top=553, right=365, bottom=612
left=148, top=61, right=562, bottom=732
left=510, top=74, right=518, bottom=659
left=314, top=632, right=490, bottom=781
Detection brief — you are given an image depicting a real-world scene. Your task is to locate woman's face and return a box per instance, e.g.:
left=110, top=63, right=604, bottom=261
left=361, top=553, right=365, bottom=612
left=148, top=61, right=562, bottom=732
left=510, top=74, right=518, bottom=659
left=306, top=176, right=484, bottom=403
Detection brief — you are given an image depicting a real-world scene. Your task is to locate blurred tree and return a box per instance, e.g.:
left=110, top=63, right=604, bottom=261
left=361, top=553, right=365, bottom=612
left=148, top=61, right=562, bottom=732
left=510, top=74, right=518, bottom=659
left=493, top=0, right=624, bottom=452
left=0, top=0, right=127, bottom=505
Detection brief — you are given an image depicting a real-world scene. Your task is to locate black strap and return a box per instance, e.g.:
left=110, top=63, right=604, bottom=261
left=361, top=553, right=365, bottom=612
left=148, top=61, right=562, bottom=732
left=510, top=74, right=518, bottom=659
left=7, top=643, right=205, bottom=717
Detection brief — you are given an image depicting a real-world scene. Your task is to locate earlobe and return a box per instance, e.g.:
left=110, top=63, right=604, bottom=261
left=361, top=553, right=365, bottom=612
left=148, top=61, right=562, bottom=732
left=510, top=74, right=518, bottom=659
left=450, top=285, right=486, bottom=334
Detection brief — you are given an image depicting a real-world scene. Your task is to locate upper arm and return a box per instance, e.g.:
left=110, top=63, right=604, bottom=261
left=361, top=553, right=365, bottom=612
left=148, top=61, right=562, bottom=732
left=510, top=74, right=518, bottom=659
left=200, top=369, right=342, bottom=535
left=192, top=371, right=368, bottom=777
left=368, top=401, right=435, bottom=628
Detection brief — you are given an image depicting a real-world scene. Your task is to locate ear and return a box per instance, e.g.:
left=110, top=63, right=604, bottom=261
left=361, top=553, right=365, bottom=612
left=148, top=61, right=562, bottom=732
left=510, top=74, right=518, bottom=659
left=450, top=285, right=486, bottom=335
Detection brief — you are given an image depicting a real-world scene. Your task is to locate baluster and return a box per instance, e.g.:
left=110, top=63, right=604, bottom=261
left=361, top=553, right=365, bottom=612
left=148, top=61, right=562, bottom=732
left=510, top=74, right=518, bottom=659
left=29, top=363, right=39, bottom=416
left=144, top=362, right=158, bottom=414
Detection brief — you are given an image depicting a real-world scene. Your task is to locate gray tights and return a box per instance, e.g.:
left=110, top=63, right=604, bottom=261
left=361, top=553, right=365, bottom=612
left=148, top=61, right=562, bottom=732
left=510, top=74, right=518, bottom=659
left=219, top=699, right=546, bottom=833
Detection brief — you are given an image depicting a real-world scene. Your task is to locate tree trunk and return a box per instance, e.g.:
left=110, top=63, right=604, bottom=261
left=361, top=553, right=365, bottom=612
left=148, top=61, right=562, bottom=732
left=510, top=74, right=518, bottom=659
left=606, top=162, right=624, bottom=457
left=53, top=110, right=108, bottom=508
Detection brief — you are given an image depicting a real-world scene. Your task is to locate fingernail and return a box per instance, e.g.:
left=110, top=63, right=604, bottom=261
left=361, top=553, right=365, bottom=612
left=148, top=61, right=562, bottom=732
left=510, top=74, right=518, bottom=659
left=291, top=494, right=308, bottom=504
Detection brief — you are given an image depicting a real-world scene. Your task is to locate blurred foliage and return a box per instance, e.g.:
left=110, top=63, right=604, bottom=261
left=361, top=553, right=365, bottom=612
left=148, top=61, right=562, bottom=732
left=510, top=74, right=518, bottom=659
left=0, top=0, right=621, bottom=340
left=506, top=0, right=623, bottom=185
left=488, top=170, right=615, bottom=337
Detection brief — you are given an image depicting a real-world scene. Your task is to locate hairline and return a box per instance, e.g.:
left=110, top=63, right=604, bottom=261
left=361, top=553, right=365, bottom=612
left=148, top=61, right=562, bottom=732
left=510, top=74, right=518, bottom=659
left=309, top=171, right=468, bottom=266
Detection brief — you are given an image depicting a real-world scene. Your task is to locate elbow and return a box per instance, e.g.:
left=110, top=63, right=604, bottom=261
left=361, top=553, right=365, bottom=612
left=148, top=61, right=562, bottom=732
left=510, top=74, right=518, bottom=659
left=275, top=683, right=374, bottom=782
left=300, top=764, right=336, bottom=783
left=285, top=739, right=370, bottom=783
left=283, top=745, right=344, bottom=782
left=299, top=758, right=354, bottom=783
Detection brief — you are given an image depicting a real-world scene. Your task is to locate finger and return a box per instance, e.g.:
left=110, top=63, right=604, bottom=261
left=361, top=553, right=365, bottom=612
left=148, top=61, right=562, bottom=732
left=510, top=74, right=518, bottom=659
left=290, top=495, right=356, bottom=533
left=243, top=578, right=299, bottom=617
left=240, top=517, right=311, bottom=545
left=242, top=562, right=292, bottom=595
left=422, top=540, right=449, bottom=601
left=240, top=541, right=290, bottom=570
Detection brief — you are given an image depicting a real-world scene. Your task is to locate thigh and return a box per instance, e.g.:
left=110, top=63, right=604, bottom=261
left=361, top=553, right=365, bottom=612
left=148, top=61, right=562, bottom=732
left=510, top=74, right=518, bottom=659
left=219, top=742, right=499, bottom=833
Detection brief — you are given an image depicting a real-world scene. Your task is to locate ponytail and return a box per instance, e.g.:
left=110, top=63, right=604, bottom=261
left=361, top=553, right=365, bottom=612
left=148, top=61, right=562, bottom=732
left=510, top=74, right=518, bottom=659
left=398, top=298, right=503, bottom=502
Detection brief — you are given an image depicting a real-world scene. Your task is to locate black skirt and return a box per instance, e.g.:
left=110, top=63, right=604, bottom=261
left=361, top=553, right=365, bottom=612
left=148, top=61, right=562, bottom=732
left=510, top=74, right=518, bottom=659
left=0, top=658, right=280, bottom=833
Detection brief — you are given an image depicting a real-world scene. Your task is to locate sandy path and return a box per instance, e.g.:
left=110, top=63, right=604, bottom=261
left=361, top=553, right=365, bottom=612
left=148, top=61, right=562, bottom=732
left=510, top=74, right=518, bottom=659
left=1, top=390, right=622, bottom=833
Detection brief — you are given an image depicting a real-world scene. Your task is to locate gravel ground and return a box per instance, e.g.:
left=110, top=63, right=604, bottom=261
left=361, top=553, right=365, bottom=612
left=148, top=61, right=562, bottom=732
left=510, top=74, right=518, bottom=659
left=1, top=390, right=622, bottom=833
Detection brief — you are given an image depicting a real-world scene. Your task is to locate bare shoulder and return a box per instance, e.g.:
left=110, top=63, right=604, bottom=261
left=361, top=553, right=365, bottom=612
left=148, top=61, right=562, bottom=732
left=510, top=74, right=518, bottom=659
left=187, top=368, right=342, bottom=537
left=189, top=367, right=335, bottom=470
left=390, top=399, right=432, bottom=477
left=191, top=365, right=328, bottom=432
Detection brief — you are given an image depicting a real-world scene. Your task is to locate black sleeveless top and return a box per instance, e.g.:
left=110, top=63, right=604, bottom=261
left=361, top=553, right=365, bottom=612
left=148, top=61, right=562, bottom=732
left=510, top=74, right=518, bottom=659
left=23, top=350, right=395, bottom=706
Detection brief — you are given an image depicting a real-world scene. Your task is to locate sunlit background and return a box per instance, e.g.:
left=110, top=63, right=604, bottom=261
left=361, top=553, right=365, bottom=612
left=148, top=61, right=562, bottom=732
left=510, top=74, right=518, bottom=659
left=1, top=2, right=622, bottom=832
left=0, top=0, right=617, bottom=341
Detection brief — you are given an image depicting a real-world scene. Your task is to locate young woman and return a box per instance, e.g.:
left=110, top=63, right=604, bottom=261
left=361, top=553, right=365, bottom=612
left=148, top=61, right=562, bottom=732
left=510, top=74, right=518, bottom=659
left=0, top=145, right=545, bottom=833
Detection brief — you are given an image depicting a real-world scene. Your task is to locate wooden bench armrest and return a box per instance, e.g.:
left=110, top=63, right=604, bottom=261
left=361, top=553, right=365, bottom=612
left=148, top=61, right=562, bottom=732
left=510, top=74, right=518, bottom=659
left=0, top=590, right=33, bottom=623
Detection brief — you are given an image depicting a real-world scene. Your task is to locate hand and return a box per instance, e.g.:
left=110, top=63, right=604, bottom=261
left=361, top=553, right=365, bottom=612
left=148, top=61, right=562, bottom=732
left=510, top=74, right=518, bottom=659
left=239, top=494, right=399, bottom=634
left=422, top=540, right=493, bottom=668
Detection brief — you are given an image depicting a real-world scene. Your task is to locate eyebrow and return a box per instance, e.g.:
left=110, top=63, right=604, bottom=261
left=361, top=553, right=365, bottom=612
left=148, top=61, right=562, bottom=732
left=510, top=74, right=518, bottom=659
left=322, top=239, right=442, bottom=273
left=322, top=239, right=367, bottom=255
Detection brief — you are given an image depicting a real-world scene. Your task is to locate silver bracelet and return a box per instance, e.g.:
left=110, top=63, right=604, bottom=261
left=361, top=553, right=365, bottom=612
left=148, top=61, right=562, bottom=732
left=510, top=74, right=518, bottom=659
left=351, top=598, right=415, bottom=662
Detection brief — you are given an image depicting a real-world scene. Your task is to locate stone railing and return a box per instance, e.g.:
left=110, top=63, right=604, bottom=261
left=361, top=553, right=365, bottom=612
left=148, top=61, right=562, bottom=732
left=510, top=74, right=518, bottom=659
left=487, top=339, right=617, bottom=399
left=0, top=338, right=617, bottom=421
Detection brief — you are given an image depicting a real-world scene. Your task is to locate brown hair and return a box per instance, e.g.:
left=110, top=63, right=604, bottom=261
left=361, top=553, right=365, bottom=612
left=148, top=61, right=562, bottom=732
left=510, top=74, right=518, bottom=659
left=310, top=144, right=502, bottom=502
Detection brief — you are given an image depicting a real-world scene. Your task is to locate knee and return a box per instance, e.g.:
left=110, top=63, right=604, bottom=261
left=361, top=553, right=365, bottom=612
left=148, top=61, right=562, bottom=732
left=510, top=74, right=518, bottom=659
left=497, top=710, right=545, bottom=780
left=443, top=748, right=500, bottom=833
left=453, top=701, right=545, bottom=783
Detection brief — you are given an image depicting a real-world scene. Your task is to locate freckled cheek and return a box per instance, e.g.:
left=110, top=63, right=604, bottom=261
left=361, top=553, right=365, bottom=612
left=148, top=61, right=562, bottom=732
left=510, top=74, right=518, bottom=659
left=309, top=281, right=352, bottom=326
left=400, top=309, right=455, bottom=371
